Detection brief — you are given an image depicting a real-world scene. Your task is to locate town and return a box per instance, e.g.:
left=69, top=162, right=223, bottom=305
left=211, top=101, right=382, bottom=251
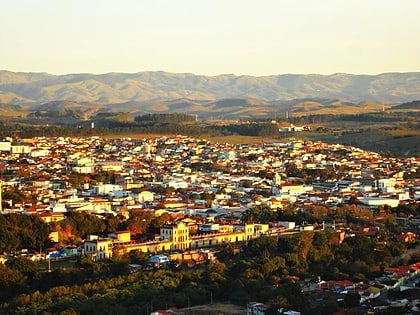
left=0, top=134, right=419, bottom=314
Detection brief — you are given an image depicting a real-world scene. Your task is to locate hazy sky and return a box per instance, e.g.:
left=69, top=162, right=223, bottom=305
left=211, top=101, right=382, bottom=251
left=1, top=0, right=419, bottom=76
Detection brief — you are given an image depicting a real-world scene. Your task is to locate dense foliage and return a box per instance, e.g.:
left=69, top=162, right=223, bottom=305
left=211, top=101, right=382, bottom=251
left=1, top=227, right=418, bottom=315
left=134, top=113, right=196, bottom=123
left=0, top=214, right=49, bottom=253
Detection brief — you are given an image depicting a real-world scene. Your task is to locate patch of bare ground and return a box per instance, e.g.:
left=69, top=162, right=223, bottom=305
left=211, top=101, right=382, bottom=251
left=179, top=303, right=246, bottom=315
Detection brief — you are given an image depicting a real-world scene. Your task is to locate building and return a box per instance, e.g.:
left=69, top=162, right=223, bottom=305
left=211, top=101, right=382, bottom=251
left=83, top=235, right=113, bottom=261
left=160, top=221, right=190, bottom=251
left=358, top=196, right=400, bottom=208
left=376, top=178, right=397, bottom=193
left=247, top=302, right=267, bottom=315
left=108, top=230, right=131, bottom=243
left=150, top=254, right=170, bottom=266
left=279, top=182, right=306, bottom=195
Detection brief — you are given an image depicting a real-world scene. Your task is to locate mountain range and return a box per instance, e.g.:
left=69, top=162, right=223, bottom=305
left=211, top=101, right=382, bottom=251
left=0, top=70, right=419, bottom=119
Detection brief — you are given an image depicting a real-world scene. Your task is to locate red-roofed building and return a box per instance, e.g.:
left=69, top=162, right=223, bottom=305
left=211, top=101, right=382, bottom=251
left=151, top=307, right=183, bottom=315
left=396, top=231, right=418, bottom=242
left=318, top=280, right=355, bottom=293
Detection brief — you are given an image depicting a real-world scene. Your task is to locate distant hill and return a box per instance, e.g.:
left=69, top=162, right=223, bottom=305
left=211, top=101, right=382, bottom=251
left=0, top=70, right=419, bottom=106
left=0, top=102, right=25, bottom=117
left=391, top=100, right=420, bottom=111
left=0, top=97, right=415, bottom=121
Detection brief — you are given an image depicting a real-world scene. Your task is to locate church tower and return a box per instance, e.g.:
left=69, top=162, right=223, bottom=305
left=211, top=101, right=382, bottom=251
left=271, top=173, right=281, bottom=195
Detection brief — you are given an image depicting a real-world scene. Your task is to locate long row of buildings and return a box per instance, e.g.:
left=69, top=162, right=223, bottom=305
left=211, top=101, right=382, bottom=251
left=83, top=220, right=269, bottom=262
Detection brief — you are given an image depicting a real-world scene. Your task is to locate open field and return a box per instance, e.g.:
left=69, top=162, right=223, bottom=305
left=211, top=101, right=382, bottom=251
left=179, top=303, right=246, bottom=315
left=37, top=257, right=78, bottom=272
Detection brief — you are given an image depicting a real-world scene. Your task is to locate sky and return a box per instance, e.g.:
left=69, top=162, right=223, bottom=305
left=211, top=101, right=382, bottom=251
left=1, top=0, right=419, bottom=76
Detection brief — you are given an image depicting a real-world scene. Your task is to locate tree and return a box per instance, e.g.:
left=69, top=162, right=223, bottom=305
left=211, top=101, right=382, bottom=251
left=344, top=292, right=361, bottom=307
left=7, top=257, right=38, bottom=277
left=149, top=213, right=173, bottom=234
left=126, top=209, right=154, bottom=235
left=242, top=205, right=274, bottom=224
left=248, top=236, right=278, bottom=258
left=57, top=212, right=106, bottom=240
left=270, top=279, right=309, bottom=313
left=0, top=263, right=26, bottom=300
left=104, top=214, right=123, bottom=233
left=0, top=213, right=50, bottom=252
left=109, top=257, right=130, bottom=276
left=296, top=231, right=314, bottom=262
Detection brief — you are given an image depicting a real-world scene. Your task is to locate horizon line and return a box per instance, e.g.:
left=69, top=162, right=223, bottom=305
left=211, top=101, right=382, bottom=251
left=2, top=68, right=420, bottom=78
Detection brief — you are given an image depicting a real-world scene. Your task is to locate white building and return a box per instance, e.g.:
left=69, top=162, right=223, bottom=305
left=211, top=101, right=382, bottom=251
left=359, top=197, right=400, bottom=208
left=83, top=235, right=113, bottom=261
left=0, top=141, right=11, bottom=152
left=133, top=191, right=155, bottom=203
left=376, top=178, right=397, bottom=193
left=247, top=302, right=267, bottom=315
left=93, top=183, right=123, bottom=195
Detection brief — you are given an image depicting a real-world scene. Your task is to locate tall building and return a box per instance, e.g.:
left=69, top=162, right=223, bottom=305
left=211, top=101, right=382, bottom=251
left=160, top=221, right=190, bottom=251
left=271, top=173, right=281, bottom=195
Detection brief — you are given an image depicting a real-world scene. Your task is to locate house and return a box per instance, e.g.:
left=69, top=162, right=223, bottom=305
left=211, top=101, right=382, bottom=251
left=247, top=302, right=268, bottom=315
left=397, top=231, right=418, bottom=242
left=83, top=235, right=113, bottom=261
left=280, top=182, right=306, bottom=196
left=318, top=280, right=355, bottom=293
left=61, top=246, right=81, bottom=257
left=135, top=190, right=155, bottom=203
left=376, top=178, right=397, bottom=193
left=150, top=254, right=170, bottom=266
left=151, top=307, right=184, bottom=315
left=96, top=160, right=124, bottom=172
left=38, top=211, right=65, bottom=223
left=108, top=230, right=131, bottom=243
left=49, top=231, right=59, bottom=243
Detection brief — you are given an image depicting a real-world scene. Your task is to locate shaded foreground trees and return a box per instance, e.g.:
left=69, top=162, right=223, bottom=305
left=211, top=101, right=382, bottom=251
left=0, top=214, right=49, bottom=253
left=0, top=200, right=418, bottom=314
left=0, top=227, right=417, bottom=314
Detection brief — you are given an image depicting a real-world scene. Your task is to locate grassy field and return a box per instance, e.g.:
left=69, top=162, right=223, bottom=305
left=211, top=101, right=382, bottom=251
left=37, top=257, right=78, bottom=272
left=179, top=303, right=247, bottom=314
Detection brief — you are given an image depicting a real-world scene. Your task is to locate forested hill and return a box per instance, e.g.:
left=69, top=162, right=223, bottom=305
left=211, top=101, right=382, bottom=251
left=0, top=70, right=419, bottom=104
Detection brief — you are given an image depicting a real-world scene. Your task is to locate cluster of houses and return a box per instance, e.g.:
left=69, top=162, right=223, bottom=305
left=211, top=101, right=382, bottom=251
left=245, top=261, right=420, bottom=314
left=0, top=135, right=417, bottom=212
left=0, top=134, right=419, bottom=313
left=0, top=135, right=418, bottom=257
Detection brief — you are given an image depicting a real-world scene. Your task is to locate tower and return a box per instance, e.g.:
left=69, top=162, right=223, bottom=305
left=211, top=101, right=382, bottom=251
left=271, top=173, right=281, bottom=195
